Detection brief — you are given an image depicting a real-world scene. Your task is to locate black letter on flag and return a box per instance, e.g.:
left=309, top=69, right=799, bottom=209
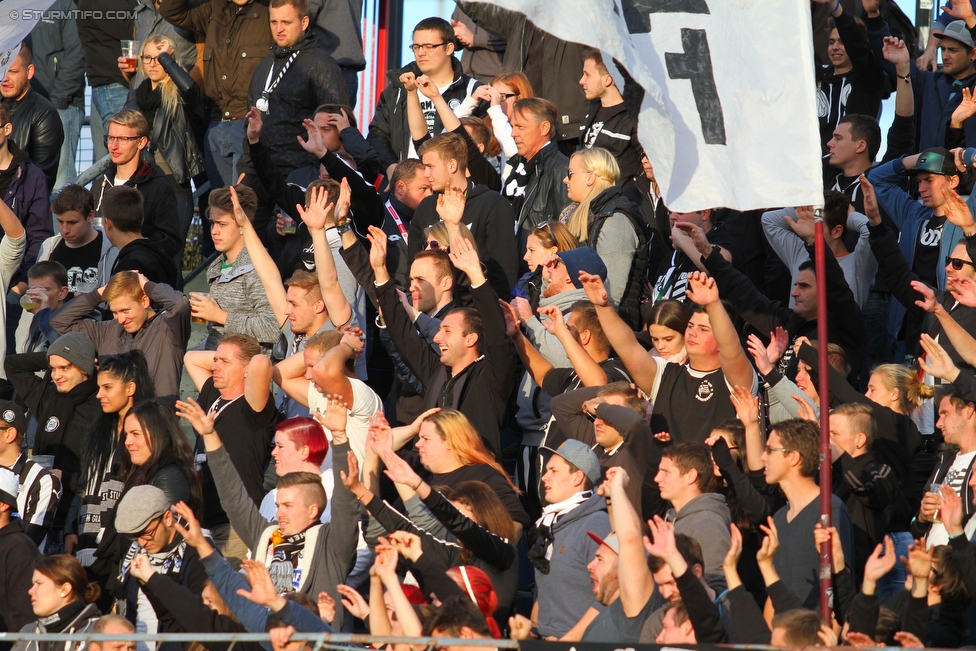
left=665, top=28, right=726, bottom=145
left=619, top=0, right=709, bottom=34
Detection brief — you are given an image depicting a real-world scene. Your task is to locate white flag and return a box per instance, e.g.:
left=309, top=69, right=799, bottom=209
left=0, top=0, right=58, bottom=80
left=475, top=0, right=824, bottom=212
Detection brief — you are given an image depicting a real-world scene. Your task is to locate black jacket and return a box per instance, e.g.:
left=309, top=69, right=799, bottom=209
left=135, top=62, right=205, bottom=186
left=585, top=187, right=647, bottom=329
left=368, top=58, right=481, bottom=172
left=701, top=240, right=865, bottom=379
left=246, top=31, right=349, bottom=177
left=26, top=0, right=87, bottom=110
left=76, top=0, right=134, bottom=88
left=375, top=278, right=517, bottom=458
left=111, top=238, right=179, bottom=287
left=94, top=160, right=182, bottom=259
left=507, top=141, right=571, bottom=238
left=455, top=0, right=589, bottom=142
left=4, top=353, right=100, bottom=525
left=832, top=451, right=897, bottom=572
left=140, top=571, right=260, bottom=651
left=580, top=100, right=641, bottom=188
left=408, top=182, right=519, bottom=298
left=0, top=519, right=39, bottom=634
left=2, top=90, right=64, bottom=192
left=817, top=8, right=887, bottom=150
left=2, top=143, right=53, bottom=287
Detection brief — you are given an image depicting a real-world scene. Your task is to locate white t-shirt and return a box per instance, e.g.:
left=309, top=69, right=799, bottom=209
left=926, top=450, right=976, bottom=548
left=307, top=377, right=382, bottom=469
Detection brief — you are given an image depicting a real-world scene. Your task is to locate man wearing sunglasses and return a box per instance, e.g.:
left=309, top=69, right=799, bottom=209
left=114, top=485, right=209, bottom=646
left=867, top=147, right=976, bottom=370
left=862, top=159, right=976, bottom=385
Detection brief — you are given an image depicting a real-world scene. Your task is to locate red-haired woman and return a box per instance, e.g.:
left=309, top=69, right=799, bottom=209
left=259, top=417, right=331, bottom=522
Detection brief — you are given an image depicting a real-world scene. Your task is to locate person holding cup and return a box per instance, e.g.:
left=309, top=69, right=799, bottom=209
left=194, top=185, right=279, bottom=351
left=912, top=389, right=976, bottom=547
left=131, top=35, right=205, bottom=278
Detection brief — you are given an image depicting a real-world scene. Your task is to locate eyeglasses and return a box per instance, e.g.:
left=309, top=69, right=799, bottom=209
left=104, top=135, right=143, bottom=146
left=425, top=240, right=441, bottom=250
left=946, top=256, right=975, bottom=270
left=141, top=55, right=159, bottom=65
left=409, top=42, right=449, bottom=53
left=764, top=446, right=791, bottom=455
left=136, top=518, right=161, bottom=542
left=499, top=92, right=519, bottom=100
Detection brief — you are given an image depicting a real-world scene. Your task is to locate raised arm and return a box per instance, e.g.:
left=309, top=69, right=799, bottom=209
left=603, top=468, right=654, bottom=616
left=499, top=299, right=555, bottom=387
left=229, top=180, right=288, bottom=324
left=311, top=328, right=362, bottom=406
left=686, top=271, right=756, bottom=388
left=297, top=181, right=354, bottom=328
left=538, top=303, right=607, bottom=386
left=183, top=350, right=215, bottom=392
left=579, top=272, right=658, bottom=393
left=244, top=354, right=273, bottom=413
left=401, top=73, right=429, bottom=143
left=272, top=350, right=311, bottom=408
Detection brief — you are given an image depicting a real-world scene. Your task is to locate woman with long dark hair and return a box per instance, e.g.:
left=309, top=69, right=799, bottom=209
left=68, top=351, right=155, bottom=566
left=13, top=555, right=102, bottom=651
left=119, top=400, right=202, bottom=511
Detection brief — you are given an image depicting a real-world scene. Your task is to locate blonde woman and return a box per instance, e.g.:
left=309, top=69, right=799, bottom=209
left=134, top=34, right=205, bottom=272
left=561, top=147, right=645, bottom=327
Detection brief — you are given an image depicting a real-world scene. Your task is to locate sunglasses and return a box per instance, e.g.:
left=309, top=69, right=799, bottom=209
left=425, top=240, right=441, bottom=250
left=946, top=256, right=975, bottom=270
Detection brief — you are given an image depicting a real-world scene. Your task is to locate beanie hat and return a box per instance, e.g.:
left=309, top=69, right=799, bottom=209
left=47, top=332, right=96, bottom=378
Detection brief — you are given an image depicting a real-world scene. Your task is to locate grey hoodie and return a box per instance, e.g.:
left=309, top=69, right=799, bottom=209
left=673, top=492, right=732, bottom=582
left=535, top=492, right=611, bottom=638
left=516, top=287, right=589, bottom=444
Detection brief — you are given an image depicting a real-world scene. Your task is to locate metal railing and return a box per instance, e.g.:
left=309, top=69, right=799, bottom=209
left=0, top=632, right=519, bottom=651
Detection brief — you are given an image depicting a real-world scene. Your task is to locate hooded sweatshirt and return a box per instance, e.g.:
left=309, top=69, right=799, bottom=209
left=516, top=286, right=588, bottom=445
left=673, top=492, right=732, bottom=583
left=534, top=492, right=611, bottom=638
left=111, top=238, right=180, bottom=288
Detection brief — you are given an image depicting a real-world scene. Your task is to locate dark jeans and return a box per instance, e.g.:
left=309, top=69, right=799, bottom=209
left=342, top=67, right=360, bottom=109
left=861, top=291, right=897, bottom=390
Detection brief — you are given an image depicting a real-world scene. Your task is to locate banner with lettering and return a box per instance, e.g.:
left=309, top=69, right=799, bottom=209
left=0, top=0, right=56, bottom=79
left=475, top=0, right=824, bottom=212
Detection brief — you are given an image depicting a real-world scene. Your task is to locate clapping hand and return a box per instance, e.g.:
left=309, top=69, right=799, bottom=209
left=436, top=185, right=467, bottom=226
left=317, top=591, right=336, bottom=625
left=948, top=276, right=976, bottom=307
left=941, top=185, right=976, bottom=232
left=941, top=484, right=965, bottom=535
left=237, top=559, right=286, bottom=610
left=366, top=412, right=395, bottom=455
left=381, top=448, right=423, bottom=490
left=339, top=450, right=365, bottom=498
left=730, top=385, right=759, bottom=426
left=685, top=271, right=720, bottom=307
left=448, top=236, right=483, bottom=282
left=296, top=185, right=337, bottom=232
left=788, top=206, right=817, bottom=245
left=860, top=174, right=883, bottom=225
left=918, top=333, right=960, bottom=382
left=578, top=272, right=610, bottom=307
left=175, top=397, right=216, bottom=437
left=862, top=535, right=898, bottom=592
left=336, top=584, right=369, bottom=620
left=756, top=516, right=780, bottom=567
left=298, top=118, right=328, bottom=159
left=911, top=280, right=940, bottom=313
left=313, top=394, right=349, bottom=435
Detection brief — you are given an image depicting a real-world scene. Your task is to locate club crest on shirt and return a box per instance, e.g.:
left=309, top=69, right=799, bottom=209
left=695, top=379, right=714, bottom=402
left=45, top=417, right=60, bottom=432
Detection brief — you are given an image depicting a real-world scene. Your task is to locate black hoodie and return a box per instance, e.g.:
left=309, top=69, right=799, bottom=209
left=407, top=181, right=519, bottom=298
left=112, top=238, right=179, bottom=288
left=94, top=160, right=182, bottom=260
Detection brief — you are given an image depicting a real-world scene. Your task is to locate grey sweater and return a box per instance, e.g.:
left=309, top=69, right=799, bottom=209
left=594, top=212, right=640, bottom=308
left=517, top=287, right=589, bottom=443
left=535, top=493, right=611, bottom=638
left=205, top=246, right=280, bottom=349
left=762, top=207, right=876, bottom=307
left=207, top=441, right=359, bottom=629
left=673, top=492, right=732, bottom=583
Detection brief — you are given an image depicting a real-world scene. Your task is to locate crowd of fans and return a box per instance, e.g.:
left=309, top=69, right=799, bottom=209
left=8, top=0, right=976, bottom=647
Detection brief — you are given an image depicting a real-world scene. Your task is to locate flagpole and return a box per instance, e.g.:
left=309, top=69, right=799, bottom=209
left=814, top=209, right=833, bottom=623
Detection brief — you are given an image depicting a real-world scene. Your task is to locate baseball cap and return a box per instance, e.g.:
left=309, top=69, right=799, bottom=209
left=909, top=147, right=961, bottom=177
left=558, top=246, right=608, bottom=290
left=935, top=20, right=976, bottom=49
left=0, top=401, right=28, bottom=435
left=0, top=468, right=18, bottom=510
left=548, top=439, right=602, bottom=484
left=587, top=531, right=620, bottom=554
left=115, top=485, right=171, bottom=534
